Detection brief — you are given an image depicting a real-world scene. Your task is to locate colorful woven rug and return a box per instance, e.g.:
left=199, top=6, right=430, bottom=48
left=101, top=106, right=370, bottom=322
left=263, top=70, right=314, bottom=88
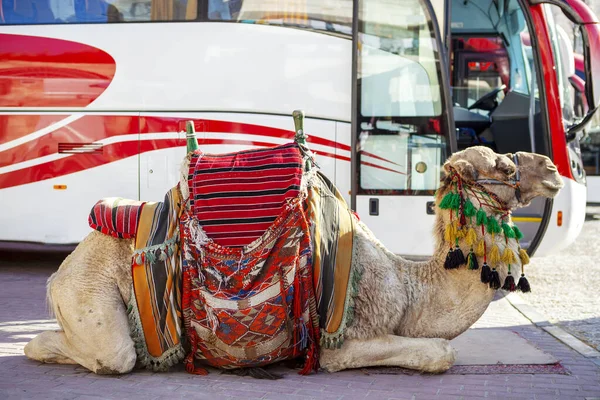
left=127, top=186, right=186, bottom=371
left=180, top=197, right=320, bottom=374
left=111, top=141, right=362, bottom=373
left=187, top=143, right=303, bottom=248
left=88, top=197, right=146, bottom=239
left=306, top=172, right=360, bottom=349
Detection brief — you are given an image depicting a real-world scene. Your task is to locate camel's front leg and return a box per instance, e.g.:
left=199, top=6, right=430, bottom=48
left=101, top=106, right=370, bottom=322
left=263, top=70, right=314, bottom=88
left=320, top=335, right=457, bottom=373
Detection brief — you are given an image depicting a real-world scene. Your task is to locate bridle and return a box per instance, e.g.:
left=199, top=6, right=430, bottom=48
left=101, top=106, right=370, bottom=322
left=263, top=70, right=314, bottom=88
left=474, top=153, right=522, bottom=203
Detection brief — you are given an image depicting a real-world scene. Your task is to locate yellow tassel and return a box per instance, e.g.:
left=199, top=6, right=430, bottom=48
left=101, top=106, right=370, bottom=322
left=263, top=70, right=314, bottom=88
left=519, top=248, right=530, bottom=265
left=465, top=227, right=477, bottom=246
left=489, top=244, right=501, bottom=265
left=475, top=239, right=485, bottom=257
left=444, top=224, right=456, bottom=243
left=456, top=227, right=465, bottom=239
left=452, top=220, right=460, bottom=233
left=502, top=247, right=517, bottom=264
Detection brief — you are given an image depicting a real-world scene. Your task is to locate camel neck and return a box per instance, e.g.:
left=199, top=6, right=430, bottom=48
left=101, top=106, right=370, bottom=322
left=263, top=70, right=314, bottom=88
left=394, top=188, right=511, bottom=340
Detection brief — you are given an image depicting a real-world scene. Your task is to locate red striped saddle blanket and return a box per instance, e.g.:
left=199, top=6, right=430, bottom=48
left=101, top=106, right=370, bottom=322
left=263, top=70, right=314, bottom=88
left=187, top=142, right=303, bottom=247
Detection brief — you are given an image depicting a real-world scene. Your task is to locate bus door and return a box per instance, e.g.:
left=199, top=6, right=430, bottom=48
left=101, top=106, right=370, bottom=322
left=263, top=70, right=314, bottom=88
left=352, top=0, right=455, bottom=256
left=449, top=0, right=598, bottom=254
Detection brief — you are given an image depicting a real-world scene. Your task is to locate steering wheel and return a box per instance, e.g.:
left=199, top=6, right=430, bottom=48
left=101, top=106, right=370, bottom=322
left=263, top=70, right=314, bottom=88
left=467, top=85, right=506, bottom=111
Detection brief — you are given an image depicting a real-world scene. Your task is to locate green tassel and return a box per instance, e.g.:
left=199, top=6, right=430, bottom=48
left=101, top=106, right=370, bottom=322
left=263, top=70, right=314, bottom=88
left=439, top=193, right=454, bottom=209
left=463, top=199, right=477, bottom=217
left=450, top=193, right=461, bottom=211
left=476, top=208, right=488, bottom=226
left=486, top=216, right=501, bottom=235
left=146, top=250, right=156, bottom=265
left=502, top=222, right=516, bottom=238
left=513, top=225, right=524, bottom=240
left=467, top=250, right=479, bottom=270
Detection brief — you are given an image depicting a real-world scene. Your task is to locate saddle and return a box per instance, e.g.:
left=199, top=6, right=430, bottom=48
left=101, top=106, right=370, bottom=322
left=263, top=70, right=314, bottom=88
left=88, top=114, right=361, bottom=375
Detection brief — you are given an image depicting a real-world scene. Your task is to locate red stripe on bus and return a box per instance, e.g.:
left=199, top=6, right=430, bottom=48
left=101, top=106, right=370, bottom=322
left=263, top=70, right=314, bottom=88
left=1, top=115, right=352, bottom=168
left=0, top=34, right=116, bottom=108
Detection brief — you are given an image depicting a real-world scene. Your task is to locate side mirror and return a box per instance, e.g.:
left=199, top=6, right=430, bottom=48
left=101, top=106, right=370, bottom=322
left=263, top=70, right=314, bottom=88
left=530, top=0, right=600, bottom=138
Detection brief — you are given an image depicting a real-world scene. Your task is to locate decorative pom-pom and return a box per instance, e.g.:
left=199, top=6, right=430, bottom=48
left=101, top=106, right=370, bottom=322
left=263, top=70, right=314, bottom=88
left=513, top=224, right=524, bottom=240
left=444, top=246, right=466, bottom=269
left=502, top=248, right=517, bottom=264
left=444, top=224, right=455, bottom=243
left=486, top=217, right=502, bottom=235
left=480, top=263, right=491, bottom=283
left=439, top=193, right=454, bottom=209
left=463, top=199, right=477, bottom=217
left=518, top=248, right=530, bottom=265
left=517, top=274, right=531, bottom=293
left=467, top=250, right=479, bottom=270
left=501, top=222, right=515, bottom=238
left=465, top=227, right=477, bottom=246
left=159, top=249, right=168, bottom=261
left=489, top=244, right=501, bottom=265
left=502, top=273, right=516, bottom=292
left=475, top=239, right=485, bottom=257
left=450, top=193, right=461, bottom=210
left=489, top=268, right=501, bottom=289
left=476, top=208, right=488, bottom=226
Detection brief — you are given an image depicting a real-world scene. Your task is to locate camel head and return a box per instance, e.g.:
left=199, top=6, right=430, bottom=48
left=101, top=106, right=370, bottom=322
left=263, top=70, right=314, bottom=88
left=442, top=146, right=563, bottom=209
left=436, top=146, right=563, bottom=292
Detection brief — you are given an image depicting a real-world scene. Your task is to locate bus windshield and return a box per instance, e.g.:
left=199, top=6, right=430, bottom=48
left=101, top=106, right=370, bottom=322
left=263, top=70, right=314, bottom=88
left=357, top=0, right=447, bottom=194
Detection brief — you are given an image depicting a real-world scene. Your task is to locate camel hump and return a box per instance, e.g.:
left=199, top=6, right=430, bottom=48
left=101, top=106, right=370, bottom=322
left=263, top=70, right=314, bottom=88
left=88, top=197, right=146, bottom=239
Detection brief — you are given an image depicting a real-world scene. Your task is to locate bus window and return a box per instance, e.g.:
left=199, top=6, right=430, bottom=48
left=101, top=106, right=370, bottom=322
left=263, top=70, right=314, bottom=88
left=0, top=0, right=196, bottom=23
left=205, top=0, right=352, bottom=36
left=357, top=0, right=446, bottom=195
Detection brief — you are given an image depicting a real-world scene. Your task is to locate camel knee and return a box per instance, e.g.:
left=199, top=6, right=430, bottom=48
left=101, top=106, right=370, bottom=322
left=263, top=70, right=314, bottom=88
left=24, top=331, right=76, bottom=364
left=419, top=339, right=456, bottom=373
left=92, top=342, right=136, bottom=374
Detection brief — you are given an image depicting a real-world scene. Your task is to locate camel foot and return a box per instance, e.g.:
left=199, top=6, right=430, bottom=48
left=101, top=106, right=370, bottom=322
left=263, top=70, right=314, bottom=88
left=24, top=330, right=77, bottom=365
left=320, top=335, right=456, bottom=373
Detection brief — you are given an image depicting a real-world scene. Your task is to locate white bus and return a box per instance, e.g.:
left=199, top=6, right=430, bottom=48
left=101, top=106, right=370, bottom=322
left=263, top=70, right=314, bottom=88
left=1, top=0, right=599, bottom=257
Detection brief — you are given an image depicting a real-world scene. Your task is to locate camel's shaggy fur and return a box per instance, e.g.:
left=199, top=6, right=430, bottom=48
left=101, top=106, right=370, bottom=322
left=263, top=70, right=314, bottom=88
left=24, top=146, right=563, bottom=374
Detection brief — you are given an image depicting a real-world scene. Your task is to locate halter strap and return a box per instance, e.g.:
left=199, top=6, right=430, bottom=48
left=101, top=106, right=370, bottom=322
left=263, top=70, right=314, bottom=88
left=475, top=153, right=522, bottom=203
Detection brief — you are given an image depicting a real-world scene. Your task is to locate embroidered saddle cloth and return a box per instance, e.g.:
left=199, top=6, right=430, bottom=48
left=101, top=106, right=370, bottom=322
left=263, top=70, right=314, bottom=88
left=180, top=197, right=320, bottom=374
left=114, top=141, right=360, bottom=374
left=188, top=142, right=303, bottom=247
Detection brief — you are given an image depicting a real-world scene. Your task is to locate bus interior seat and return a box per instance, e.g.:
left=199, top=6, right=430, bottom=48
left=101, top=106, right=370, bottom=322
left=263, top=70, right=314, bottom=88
left=489, top=90, right=548, bottom=156
left=1, top=0, right=55, bottom=23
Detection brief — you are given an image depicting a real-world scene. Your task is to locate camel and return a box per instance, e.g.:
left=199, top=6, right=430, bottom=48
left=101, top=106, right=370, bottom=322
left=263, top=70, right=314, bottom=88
left=24, top=145, right=563, bottom=375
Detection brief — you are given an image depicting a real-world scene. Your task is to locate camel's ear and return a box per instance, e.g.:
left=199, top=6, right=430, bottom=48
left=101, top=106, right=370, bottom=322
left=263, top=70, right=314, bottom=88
left=444, top=159, right=478, bottom=181
left=495, top=155, right=517, bottom=178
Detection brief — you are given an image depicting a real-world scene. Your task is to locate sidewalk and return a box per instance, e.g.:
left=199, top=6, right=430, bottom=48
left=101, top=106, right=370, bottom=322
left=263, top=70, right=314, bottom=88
left=0, top=263, right=599, bottom=400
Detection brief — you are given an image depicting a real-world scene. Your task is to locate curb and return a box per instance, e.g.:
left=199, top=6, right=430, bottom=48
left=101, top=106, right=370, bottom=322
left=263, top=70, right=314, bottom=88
left=504, top=292, right=600, bottom=366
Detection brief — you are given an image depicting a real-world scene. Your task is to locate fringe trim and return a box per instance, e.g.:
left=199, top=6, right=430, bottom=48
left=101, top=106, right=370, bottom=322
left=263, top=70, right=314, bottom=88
left=133, top=231, right=180, bottom=265
left=320, top=229, right=364, bottom=350
left=127, top=285, right=186, bottom=371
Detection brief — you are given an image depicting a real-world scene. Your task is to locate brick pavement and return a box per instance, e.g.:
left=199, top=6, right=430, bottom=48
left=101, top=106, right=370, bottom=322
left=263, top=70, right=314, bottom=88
left=0, top=259, right=599, bottom=400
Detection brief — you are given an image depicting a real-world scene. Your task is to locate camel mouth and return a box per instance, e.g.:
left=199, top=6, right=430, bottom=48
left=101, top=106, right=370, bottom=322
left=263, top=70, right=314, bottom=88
left=541, top=180, right=563, bottom=196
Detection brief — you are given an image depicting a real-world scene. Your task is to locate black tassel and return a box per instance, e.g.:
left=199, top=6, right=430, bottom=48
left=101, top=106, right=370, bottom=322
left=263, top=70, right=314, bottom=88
left=502, top=273, right=516, bottom=292
left=445, top=246, right=466, bottom=269
left=489, top=268, right=501, bottom=290
left=467, top=250, right=479, bottom=270
left=454, top=246, right=465, bottom=266
left=444, top=248, right=456, bottom=269
left=517, top=274, right=531, bottom=293
left=480, top=263, right=491, bottom=283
